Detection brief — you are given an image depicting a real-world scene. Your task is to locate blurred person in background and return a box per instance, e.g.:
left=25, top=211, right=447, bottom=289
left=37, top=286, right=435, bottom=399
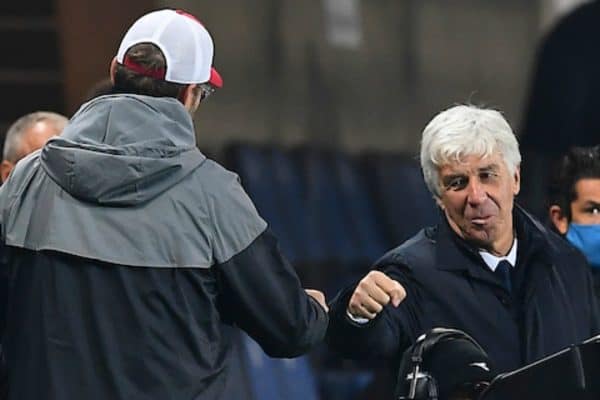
left=0, top=9, right=327, bottom=400
left=1, top=111, right=67, bottom=182
left=547, top=145, right=600, bottom=298
left=521, top=1, right=600, bottom=152
left=326, top=104, right=600, bottom=385
left=519, top=0, right=600, bottom=217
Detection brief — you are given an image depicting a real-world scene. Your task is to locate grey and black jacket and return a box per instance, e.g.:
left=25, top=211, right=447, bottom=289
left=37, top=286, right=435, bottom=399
left=0, top=94, right=328, bottom=400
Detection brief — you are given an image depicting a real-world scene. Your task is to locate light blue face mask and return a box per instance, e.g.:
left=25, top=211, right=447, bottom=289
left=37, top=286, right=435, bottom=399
left=566, top=223, right=600, bottom=269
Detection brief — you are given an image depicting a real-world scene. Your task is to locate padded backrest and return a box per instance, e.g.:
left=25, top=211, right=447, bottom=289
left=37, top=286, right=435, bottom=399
left=363, top=153, right=438, bottom=246
left=225, top=143, right=298, bottom=263
left=331, top=151, right=387, bottom=263
left=239, top=332, right=319, bottom=400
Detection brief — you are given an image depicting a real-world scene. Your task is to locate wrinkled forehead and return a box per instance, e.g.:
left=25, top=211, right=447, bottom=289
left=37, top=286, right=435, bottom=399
left=437, top=151, right=505, bottom=175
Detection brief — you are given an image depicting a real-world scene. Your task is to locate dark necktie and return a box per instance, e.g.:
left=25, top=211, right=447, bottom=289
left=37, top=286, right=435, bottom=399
left=494, top=260, right=512, bottom=292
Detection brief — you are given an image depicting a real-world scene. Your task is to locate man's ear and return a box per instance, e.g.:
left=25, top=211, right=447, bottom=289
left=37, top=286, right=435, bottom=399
left=0, top=160, right=14, bottom=183
left=109, top=57, right=118, bottom=85
left=180, top=84, right=199, bottom=111
left=435, top=195, right=445, bottom=210
left=513, top=165, right=521, bottom=196
left=549, top=205, right=569, bottom=235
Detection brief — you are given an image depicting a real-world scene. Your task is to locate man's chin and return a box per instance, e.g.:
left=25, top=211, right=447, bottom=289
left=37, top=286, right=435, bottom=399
left=462, top=229, right=494, bottom=249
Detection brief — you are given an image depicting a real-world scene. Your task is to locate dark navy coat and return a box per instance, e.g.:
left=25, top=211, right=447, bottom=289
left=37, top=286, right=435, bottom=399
left=327, top=206, right=600, bottom=373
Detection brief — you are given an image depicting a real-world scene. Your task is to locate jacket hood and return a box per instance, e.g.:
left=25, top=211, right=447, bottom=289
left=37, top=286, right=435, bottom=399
left=41, top=94, right=205, bottom=205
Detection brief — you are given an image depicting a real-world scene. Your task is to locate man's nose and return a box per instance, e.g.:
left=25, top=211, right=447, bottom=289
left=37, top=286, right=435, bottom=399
left=466, top=179, right=487, bottom=205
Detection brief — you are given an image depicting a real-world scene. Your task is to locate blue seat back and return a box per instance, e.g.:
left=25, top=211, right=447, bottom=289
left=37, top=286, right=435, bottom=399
left=299, top=148, right=359, bottom=266
left=226, top=144, right=298, bottom=263
left=269, top=147, right=314, bottom=265
left=239, top=333, right=319, bottom=400
left=364, top=154, right=438, bottom=246
left=332, top=152, right=387, bottom=264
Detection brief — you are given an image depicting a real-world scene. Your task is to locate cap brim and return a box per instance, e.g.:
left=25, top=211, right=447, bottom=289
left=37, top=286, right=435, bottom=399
left=209, top=67, right=223, bottom=88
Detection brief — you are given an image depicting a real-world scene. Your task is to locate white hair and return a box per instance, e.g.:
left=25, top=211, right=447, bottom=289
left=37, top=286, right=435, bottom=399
left=420, top=104, right=521, bottom=197
left=3, top=111, right=68, bottom=163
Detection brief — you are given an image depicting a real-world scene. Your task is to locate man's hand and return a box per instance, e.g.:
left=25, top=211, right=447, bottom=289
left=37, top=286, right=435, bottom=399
left=347, top=271, right=406, bottom=320
left=305, top=289, right=329, bottom=312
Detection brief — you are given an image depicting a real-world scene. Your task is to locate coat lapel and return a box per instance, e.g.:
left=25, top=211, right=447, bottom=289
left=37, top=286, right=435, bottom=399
left=434, top=219, right=502, bottom=289
left=514, top=205, right=556, bottom=306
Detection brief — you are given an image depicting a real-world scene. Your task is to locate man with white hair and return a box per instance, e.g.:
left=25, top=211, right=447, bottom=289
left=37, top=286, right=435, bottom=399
left=1, top=111, right=67, bottom=182
left=327, top=104, right=600, bottom=375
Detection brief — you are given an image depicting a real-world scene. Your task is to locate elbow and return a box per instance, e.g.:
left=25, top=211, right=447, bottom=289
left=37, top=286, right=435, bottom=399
left=263, top=315, right=328, bottom=358
left=263, top=328, right=324, bottom=358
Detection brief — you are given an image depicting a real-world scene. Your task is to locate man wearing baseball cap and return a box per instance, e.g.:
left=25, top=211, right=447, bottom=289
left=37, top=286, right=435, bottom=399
left=0, top=9, right=328, bottom=399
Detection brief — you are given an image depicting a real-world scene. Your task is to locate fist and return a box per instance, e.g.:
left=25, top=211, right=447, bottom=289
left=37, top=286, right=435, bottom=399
left=347, top=271, right=406, bottom=320
left=305, top=289, right=328, bottom=312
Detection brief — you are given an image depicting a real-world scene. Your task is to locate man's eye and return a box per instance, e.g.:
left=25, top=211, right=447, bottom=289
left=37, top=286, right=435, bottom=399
left=590, top=207, right=600, bottom=215
left=447, top=177, right=468, bottom=190
left=479, top=171, right=497, bottom=181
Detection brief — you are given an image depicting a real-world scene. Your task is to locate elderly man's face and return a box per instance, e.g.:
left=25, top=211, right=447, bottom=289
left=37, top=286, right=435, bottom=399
left=437, top=152, right=520, bottom=255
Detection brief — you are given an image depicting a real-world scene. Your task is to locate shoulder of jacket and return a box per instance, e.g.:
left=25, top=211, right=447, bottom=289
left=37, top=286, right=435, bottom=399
left=374, top=226, right=437, bottom=269
left=546, top=229, right=590, bottom=269
left=190, top=158, right=241, bottom=192
left=521, top=211, right=590, bottom=272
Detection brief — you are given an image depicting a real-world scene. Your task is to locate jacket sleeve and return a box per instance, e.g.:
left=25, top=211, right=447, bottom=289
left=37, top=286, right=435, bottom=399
left=216, top=228, right=328, bottom=357
left=206, top=170, right=328, bottom=357
left=326, top=262, right=419, bottom=361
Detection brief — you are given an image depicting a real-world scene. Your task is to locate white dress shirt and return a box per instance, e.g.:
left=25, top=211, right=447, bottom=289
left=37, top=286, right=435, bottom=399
left=479, top=238, right=518, bottom=270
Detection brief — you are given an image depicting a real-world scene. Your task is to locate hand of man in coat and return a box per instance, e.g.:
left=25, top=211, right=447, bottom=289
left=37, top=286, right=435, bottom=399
left=347, top=271, right=406, bottom=320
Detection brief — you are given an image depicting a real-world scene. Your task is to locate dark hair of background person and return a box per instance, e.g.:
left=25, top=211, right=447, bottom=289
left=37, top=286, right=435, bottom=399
left=113, top=42, right=189, bottom=99
left=546, top=145, right=600, bottom=223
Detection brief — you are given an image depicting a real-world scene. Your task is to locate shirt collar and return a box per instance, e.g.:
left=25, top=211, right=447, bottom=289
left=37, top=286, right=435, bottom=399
left=479, top=238, right=518, bottom=271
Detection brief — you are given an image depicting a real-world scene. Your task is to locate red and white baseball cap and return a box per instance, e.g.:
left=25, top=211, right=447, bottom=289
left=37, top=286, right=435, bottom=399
left=116, top=9, right=223, bottom=88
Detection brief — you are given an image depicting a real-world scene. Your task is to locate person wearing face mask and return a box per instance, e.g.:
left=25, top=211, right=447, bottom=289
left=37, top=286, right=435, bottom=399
left=547, top=145, right=600, bottom=298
